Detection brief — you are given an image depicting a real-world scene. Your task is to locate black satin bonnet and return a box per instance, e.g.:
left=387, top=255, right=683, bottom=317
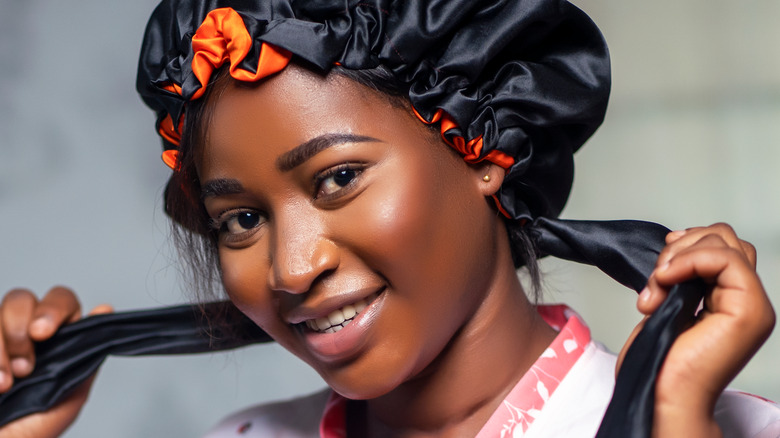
left=136, top=0, right=611, bottom=223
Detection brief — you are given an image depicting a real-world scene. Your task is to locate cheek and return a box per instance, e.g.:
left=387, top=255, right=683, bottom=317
left=349, top=159, right=486, bottom=289
left=218, top=247, right=278, bottom=326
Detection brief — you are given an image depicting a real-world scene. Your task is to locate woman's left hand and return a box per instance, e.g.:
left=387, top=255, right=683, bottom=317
left=618, top=223, right=775, bottom=438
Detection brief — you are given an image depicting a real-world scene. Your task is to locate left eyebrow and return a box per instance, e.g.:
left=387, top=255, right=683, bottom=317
left=276, top=133, right=380, bottom=172
left=201, top=178, right=245, bottom=200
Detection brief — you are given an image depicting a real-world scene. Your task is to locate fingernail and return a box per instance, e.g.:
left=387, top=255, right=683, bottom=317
left=657, top=261, right=670, bottom=272
left=30, top=317, right=52, bottom=336
left=11, top=358, right=32, bottom=375
left=0, top=370, right=7, bottom=387
left=639, top=287, right=652, bottom=303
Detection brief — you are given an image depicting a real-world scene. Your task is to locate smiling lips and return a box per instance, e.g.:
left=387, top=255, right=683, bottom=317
left=304, top=292, right=379, bottom=334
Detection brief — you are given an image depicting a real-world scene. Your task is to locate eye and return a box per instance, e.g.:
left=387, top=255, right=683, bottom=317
left=315, top=164, right=363, bottom=199
left=211, top=209, right=265, bottom=240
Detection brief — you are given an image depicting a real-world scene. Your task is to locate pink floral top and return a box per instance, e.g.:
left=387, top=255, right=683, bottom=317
left=318, top=304, right=590, bottom=437
left=204, top=304, right=780, bottom=438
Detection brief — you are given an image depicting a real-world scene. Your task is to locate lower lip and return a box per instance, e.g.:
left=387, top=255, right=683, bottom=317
left=302, top=292, right=385, bottom=362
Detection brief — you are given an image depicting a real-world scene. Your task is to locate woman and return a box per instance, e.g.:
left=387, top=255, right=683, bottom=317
left=0, top=0, right=777, bottom=436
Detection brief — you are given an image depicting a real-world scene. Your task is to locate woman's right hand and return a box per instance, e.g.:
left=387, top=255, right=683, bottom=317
left=0, top=286, right=112, bottom=438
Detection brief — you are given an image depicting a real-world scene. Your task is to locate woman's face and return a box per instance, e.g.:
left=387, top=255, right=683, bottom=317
left=199, top=66, right=504, bottom=399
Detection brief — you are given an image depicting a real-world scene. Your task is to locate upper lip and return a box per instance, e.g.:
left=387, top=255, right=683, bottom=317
left=283, top=285, right=385, bottom=324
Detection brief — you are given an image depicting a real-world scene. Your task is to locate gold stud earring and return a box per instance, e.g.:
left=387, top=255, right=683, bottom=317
left=482, top=174, right=491, bottom=182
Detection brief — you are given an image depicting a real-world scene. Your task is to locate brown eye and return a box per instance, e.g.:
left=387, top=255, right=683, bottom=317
left=220, top=211, right=263, bottom=235
left=317, top=166, right=360, bottom=198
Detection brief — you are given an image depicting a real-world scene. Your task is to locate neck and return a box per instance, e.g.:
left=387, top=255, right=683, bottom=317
left=364, top=232, right=557, bottom=437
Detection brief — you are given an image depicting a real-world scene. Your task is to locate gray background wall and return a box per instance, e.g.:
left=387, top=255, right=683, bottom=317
left=0, top=1, right=777, bottom=436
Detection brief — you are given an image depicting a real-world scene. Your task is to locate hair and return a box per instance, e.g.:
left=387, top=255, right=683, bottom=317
left=164, top=62, right=542, bottom=312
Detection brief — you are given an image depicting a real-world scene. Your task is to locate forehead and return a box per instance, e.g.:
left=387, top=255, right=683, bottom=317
left=198, top=65, right=442, bottom=181
left=202, top=67, right=393, bottom=163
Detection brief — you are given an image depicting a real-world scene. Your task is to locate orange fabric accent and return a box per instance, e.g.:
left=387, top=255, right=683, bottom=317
left=411, top=105, right=513, bottom=169
left=449, top=134, right=484, bottom=163
left=412, top=106, right=443, bottom=125
left=162, top=149, right=180, bottom=170
left=189, top=8, right=292, bottom=100
left=161, top=83, right=183, bottom=95
left=483, top=149, right=514, bottom=169
left=491, top=194, right=511, bottom=218
left=158, top=114, right=184, bottom=146
left=411, top=104, right=515, bottom=217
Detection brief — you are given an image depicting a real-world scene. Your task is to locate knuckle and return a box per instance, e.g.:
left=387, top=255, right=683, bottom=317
left=2, top=289, right=35, bottom=306
left=4, top=327, right=32, bottom=347
left=742, top=240, right=757, bottom=256
left=710, top=222, right=736, bottom=236
left=759, top=302, right=776, bottom=334
left=47, top=285, right=77, bottom=301
left=698, top=233, right=728, bottom=247
left=656, top=246, right=672, bottom=264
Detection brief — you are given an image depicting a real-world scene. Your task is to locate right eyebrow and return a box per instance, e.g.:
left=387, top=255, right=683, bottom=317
left=201, top=178, right=244, bottom=200
left=276, top=133, right=380, bottom=172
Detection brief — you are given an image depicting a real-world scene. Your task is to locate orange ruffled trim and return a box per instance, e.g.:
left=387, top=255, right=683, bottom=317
left=158, top=113, right=184, bottom=169
left=190, top=8, right=292, bottom=100
left=162, top=149, right=181, bottom=170
left=159, top=7, right=293, bottom=168
left=412, top=106, right=515, bottom=218
left=158, top=113, right=183, bottom=145
left=411, top=107, right=515, bottom=170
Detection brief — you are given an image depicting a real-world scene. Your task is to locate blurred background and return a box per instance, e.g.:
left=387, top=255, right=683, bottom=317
left=0, top=0, right=777, bottom=436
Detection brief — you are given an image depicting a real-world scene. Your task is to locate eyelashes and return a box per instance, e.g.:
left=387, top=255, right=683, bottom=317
left=314, top=163, right=365, bottom=201
left=209, top=162, right=367, bottom=244
left=210, top=209, right=266, bottom=244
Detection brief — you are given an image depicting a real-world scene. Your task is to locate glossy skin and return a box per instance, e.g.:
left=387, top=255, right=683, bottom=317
left=0, top=66, right=774, bottom=437
left=200, top=66, right=557, bottom=435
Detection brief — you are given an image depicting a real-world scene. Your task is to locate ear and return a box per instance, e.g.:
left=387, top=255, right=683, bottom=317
left=472, top=163, right=506, bottom=197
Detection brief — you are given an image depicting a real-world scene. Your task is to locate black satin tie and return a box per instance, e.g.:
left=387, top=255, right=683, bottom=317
left=0, top=219, right=705, bottom=437
left=531, top=218, right=705, bottom=437
left=0, top=302, right=272, bottom=427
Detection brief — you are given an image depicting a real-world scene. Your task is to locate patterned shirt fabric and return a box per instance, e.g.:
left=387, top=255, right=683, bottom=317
left=203, top=305, right=780, bottom=438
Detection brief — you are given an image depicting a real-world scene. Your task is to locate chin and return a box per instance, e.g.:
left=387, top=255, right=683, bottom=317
left=313, top=355, right=420, bottom=401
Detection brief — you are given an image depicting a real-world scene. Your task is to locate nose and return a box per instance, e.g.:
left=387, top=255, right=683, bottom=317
left=267, top=212, right=340, bottom=294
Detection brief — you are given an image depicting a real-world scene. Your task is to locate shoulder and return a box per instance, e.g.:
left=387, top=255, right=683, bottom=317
left=202, top=388, right=331, bottom=438
left=715, top=390, right=780, bottom=438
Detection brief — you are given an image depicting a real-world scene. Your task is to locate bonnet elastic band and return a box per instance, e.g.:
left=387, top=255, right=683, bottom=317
left=0, top=218, right=705, bottom=438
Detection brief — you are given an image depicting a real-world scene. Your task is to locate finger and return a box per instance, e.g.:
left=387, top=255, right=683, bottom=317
left=87, top=304, right=114, bottom=316
left=653, top=242, right=755, bottom=293
left=654, top=245, right=773, bottom=336
left=29, top=286, right=82, bottom=342
left=641, top=232, right=751, bottom=316
left=636, top=283, right=669, bottom=316
left=1, top=289, right=38, bottom=379
left=740, top=240, right=757, bottom=268
left=657, top=223, right=745, bottom=268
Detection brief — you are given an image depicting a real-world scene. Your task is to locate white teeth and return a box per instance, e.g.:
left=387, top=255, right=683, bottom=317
left=304, top=293, right=377, bottom=334
left=342, top=304, right=356, bottom=320
left=328, top=309, right=346, bottom=326
left=315, top=317, right=330, bottom=330
left=354, top=299, right=367, bottom=313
